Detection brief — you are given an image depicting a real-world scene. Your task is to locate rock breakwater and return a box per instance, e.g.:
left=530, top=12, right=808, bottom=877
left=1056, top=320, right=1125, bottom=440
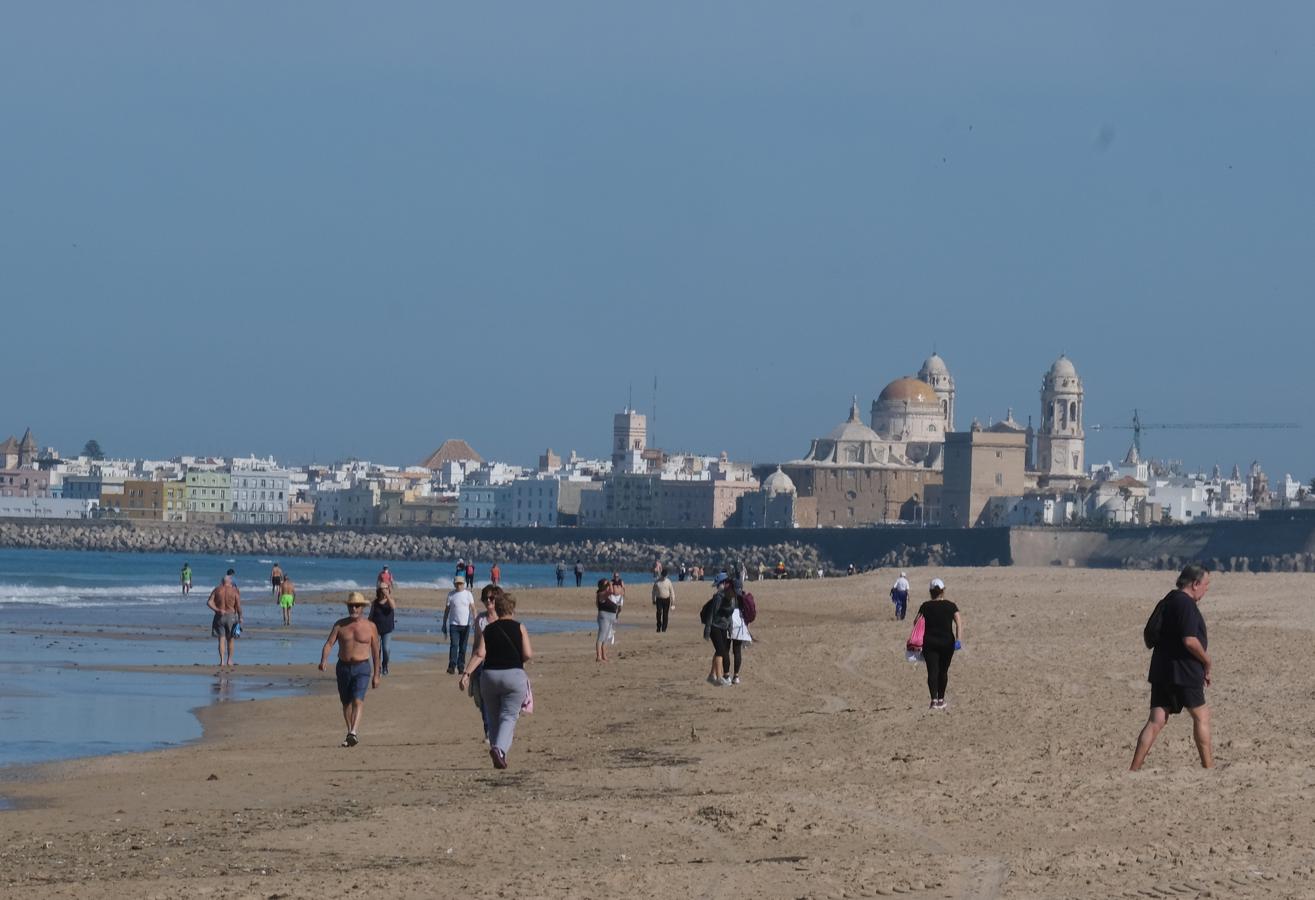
left=0, top=520, right=967, bottom=575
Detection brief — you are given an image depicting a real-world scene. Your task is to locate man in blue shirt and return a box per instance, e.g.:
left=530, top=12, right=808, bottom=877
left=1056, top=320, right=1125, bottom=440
left=1130, top=564, right=1213, bottom=771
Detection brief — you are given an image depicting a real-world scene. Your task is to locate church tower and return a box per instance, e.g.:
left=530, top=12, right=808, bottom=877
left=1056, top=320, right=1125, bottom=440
left=1036, top=356, right=1085, bottom=479
left=917, top=353, right=955, bottom=432
left=612, top=408, right=647, bottom=474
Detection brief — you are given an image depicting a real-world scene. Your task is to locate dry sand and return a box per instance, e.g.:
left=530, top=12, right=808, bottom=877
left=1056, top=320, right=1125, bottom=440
left=2, top=567, right=1314, bottom=899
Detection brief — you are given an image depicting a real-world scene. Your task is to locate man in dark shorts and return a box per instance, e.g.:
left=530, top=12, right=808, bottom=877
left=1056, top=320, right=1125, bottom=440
left=270, top=562, right=283, bottom=598
left=319, top=592, right=381, bottom=748
left=207, top=569, right=243, bottom=669
left=1130, top=563, right=1213, bottom=771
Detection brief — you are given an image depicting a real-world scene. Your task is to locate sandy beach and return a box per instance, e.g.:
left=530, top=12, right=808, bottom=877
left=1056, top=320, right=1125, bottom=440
left=2, top=567, right=1314, bottom=899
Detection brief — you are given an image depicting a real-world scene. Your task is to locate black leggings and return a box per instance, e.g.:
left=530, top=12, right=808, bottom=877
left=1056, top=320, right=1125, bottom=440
left=711, top=628, right=731, bottom=670
left=922, top=644, right=955, bottom=700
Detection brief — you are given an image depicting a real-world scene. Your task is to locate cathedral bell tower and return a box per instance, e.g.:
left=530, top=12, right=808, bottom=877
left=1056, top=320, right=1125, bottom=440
left=1036, top=356, right=1084, bottom=479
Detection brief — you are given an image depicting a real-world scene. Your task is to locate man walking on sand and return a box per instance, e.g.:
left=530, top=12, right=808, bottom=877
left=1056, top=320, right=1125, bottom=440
left=270, top=562, right=283, bottom=599
left=652, top=567, right=675, bottom=633
left=207, top=568, right=243, bottom=668
left=318, top=592, right=381, bottom=748
left=891, top=571, right=910, bottom=621
left=443, top=576, right=476, bottom=674
left=1131, top=563, right=1214, bottom=771
left=278, top=573, right=296, bottom=626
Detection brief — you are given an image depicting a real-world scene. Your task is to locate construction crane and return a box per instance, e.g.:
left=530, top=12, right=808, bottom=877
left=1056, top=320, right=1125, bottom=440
left=1090, top=409, right=1300, bottom=457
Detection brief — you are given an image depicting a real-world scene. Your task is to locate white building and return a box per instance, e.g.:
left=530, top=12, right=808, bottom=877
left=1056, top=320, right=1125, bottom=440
left=459, top=483, right=512, bottom=527
left=229, top=459, right=290, bottom=524
left=0, top=497, right=96, bottom=519
left=508, top=478, right=560, bottom=527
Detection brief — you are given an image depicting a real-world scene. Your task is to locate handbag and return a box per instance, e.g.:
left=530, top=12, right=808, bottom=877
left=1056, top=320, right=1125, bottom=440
left=521, top=677, right=534, bottom=714
left=905, top=614, right=925, bottom=652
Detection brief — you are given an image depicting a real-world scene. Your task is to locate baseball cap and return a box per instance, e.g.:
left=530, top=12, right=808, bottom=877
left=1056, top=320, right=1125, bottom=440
left=715, top=571, right=731, bottom=584
left=930, top=578, right=945, bottom=591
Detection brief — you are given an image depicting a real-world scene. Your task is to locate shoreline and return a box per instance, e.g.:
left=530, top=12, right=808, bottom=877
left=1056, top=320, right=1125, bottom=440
left=4, top=569, right=1315, bottom=897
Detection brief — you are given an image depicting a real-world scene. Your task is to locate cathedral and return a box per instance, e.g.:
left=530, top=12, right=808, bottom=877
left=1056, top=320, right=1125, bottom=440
left=750, top=354, right=1088, bottom=528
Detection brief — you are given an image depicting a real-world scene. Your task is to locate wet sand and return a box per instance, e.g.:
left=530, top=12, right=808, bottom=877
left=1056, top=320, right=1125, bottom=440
left=2, top=568, right=1313, bottom=899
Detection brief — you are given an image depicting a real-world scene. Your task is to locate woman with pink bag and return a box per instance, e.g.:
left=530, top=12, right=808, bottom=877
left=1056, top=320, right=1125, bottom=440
left=910, top=577, right=963, bottom=710
left=458, top=587, right=534, bottom=769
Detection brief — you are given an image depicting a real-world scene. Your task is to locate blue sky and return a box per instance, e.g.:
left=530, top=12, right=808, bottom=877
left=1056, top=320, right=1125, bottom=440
left=2, top=3, right=1311, bottom=478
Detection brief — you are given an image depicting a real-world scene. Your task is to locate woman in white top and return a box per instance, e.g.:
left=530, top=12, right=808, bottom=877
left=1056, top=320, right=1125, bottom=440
left=728, top=597, right=753, bottom=684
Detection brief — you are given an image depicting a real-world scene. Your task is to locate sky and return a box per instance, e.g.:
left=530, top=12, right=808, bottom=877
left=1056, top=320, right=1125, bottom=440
left=2, top=3, right=1312, bottom=479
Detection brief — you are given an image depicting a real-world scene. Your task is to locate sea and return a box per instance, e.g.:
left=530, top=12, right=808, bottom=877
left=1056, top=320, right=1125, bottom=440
left=0, top=548, right=626, bottom=774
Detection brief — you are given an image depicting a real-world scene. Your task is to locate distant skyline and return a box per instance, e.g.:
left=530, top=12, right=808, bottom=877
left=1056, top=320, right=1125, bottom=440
left=3, top=4, right=1311, bottom=478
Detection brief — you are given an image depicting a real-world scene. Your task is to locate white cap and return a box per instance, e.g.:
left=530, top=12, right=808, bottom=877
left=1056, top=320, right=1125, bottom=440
left=930, top=578, right=945, bottom=590
left=900, top=571, right=908, bottom=578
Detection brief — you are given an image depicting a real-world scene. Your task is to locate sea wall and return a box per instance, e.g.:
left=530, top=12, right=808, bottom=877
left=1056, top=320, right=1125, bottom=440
left=0, top=520, right=1011, bottom=574
left=1010, top=513, right=1315, bottom=572
left=5, top=516, right=1314, bottom=573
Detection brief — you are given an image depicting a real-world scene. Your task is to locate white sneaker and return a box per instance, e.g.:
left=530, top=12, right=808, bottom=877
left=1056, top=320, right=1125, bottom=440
left=720, top=677, right=732, bottom=686
left=707, top=675, right=721, bottom=686
left=731, top=676, right=742, bottom=685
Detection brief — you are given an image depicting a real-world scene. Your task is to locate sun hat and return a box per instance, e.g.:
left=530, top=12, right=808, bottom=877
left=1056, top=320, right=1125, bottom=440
left=454, top=575, right=466, bottom=585
left=930, top=578, right=945, bottom=591
left=346, top=591, right=369, bottom=606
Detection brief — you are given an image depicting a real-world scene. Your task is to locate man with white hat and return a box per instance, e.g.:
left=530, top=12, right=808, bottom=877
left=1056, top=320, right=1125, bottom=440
left=318, top=592, right=381, bottom=747
left=891, top=571, right=911, bottom=620
left=443, top=575, right=477, bottom=675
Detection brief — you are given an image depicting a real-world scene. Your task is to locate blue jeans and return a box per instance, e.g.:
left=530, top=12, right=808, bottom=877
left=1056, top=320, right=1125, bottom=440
left=378, top=632, right=392, bottom=674
left=447, top=625, right=469, bottom=671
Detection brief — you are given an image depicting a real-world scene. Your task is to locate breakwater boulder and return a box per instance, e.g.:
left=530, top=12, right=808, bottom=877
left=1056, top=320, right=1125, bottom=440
left=0, top=520, right=834, bottom=573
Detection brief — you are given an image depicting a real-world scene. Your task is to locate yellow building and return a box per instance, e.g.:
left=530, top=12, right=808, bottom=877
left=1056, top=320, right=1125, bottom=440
left=104, top=479, right=187, bottom=522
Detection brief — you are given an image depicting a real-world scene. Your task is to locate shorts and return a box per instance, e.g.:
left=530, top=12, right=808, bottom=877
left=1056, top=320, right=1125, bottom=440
left=1150, top=682, right=1206, bottom=714
left=336, top=660, right=372, bottom=704
left=212, top=612, right=239, bottom=639
left=279, top=594, right=294, bottom=609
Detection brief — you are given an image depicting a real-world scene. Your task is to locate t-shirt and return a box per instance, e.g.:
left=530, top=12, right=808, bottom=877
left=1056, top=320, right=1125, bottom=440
left=482, top=619, right=524, bottom=670
left=916, top=599, right=959, bottom=647
left=653, top=578, right=674, bottom=601
left=1148, top=590, right=1208, bottom=687
left=892, top=577, right=910, bottom=594
left=445, top=589, right=474, bottom=627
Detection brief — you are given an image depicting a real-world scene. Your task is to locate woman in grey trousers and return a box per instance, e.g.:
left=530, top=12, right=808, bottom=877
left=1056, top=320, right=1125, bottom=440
left=458, top=587, right=533, bottom=769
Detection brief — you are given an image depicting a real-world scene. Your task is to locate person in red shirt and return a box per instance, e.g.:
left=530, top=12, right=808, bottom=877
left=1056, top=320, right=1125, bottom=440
left=490, top=562, right=501, bottom=585
left=376, top=566, right=394, bottom=592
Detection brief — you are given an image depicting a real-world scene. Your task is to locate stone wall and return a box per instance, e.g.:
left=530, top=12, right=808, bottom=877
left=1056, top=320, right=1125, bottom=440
left=0, top=519, right=1011, bottom=574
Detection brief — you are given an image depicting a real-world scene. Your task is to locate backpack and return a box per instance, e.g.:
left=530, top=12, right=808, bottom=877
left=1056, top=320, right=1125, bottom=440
left=740, top=591, right=757, bottom=625
left=699, top=597, right=715, bottom=626
left=905, top=615, right=925, bottom=652
left=1143, top=593, right=1172, bottom=649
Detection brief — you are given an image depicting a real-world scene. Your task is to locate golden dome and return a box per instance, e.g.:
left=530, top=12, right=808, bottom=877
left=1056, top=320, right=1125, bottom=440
left=876, top=377, right=940, bottom=406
